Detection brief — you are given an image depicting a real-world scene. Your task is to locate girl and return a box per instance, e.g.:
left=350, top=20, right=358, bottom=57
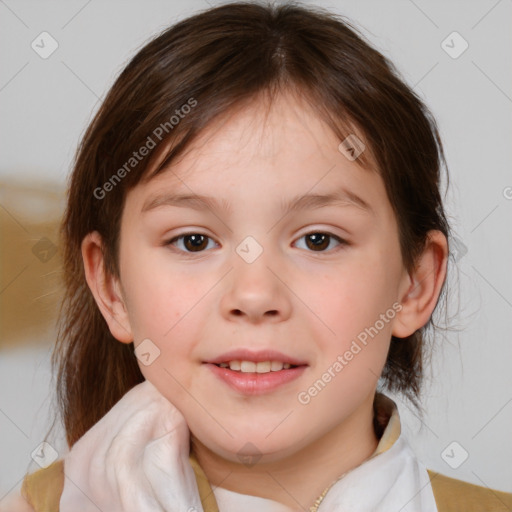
left=13, top=1, right=512, bottom=511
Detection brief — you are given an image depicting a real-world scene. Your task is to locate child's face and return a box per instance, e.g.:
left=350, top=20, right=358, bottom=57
left=116, top=93, right=410, bottom=463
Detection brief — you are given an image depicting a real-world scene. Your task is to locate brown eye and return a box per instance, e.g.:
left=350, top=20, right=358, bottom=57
left=295, top=232, right=345, bottom=252
left=167, top=233, right=216, bottom=253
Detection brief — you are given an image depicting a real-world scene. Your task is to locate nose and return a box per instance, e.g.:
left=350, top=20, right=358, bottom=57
left=220, top=245, right=292, bottom=324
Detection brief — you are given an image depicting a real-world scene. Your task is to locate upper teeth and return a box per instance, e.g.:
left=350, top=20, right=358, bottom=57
left=218, top=361, right=292, bottom=373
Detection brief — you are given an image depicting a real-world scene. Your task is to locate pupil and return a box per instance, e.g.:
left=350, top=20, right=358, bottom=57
left=185, top=234, right=207, bottom=251
left=307, top=233, right=328, bottom=251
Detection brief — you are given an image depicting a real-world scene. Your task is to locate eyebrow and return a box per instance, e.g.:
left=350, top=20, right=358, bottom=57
left=141, top=188, right=372, bottom=215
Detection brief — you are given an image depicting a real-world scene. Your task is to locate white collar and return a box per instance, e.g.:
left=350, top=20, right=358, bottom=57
left=212, top=394, right=438, bottom=512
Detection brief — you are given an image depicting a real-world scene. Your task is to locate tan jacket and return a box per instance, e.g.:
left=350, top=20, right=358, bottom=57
left=21, top=453, right=512, bottom=512
left=20, top=396, right=512, bottom=511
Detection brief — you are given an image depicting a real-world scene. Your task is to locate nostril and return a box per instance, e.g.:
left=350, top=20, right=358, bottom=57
left=230, top=309, right=279, bottom=317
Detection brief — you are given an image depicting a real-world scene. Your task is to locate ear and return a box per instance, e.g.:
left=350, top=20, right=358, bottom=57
left=81, top=231, right=133, bottom=344
left=392, top=230, right=448, bottom=338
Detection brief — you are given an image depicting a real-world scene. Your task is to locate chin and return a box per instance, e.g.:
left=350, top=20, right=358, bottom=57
left=191, top=425, right=307, bottom=466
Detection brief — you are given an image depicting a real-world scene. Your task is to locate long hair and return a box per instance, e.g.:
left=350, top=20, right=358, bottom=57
left=54, top=1, right=450, bottom=448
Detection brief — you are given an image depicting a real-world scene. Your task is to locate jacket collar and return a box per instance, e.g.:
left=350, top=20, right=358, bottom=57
left=188, top=392, right=402, bottom=512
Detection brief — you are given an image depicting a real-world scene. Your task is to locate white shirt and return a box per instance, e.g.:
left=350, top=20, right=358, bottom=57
left=212, top=394, right=438, bottom=512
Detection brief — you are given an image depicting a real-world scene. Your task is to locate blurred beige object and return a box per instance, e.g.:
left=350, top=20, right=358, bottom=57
left=0, top=179, right=66, bottom=349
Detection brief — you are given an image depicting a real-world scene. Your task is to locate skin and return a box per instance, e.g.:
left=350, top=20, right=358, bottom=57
left=82, top=92, right=448, bottom=509
left=0, top=494, right=35, bottom=512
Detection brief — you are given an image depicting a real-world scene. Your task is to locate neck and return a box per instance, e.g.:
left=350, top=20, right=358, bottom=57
left=191, top=392, right=380, bottom=510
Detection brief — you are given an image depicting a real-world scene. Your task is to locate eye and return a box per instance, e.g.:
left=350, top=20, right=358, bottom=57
left=166, top=233, right=218, bottom=253
left=294, top=232, right=347, bottom=252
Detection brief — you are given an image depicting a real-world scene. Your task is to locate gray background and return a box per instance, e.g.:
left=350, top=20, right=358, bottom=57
left=1, top=0, right=511, bottom=501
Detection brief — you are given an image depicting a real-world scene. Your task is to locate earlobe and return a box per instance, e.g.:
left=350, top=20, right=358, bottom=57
left=392, top=230, right=448, bottom=338
left=81, top=231, right=133, bottom=344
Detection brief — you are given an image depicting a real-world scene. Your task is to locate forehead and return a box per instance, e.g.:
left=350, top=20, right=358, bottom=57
left=151, top=94, right=340, bottom=177
left=126, top=92, right=389, bottom=218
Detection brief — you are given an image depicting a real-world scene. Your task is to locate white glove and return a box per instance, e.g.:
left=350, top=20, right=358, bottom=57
left=60, top=380, right=204, bottom=512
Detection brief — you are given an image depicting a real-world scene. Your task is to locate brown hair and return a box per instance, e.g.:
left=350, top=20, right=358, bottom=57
left=54, top=1, right=450, bottom=448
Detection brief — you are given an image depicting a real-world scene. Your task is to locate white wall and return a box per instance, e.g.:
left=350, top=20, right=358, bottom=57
left=1, top=0, right=511, bottom=500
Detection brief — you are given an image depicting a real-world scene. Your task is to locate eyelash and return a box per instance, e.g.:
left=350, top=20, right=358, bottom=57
left=164, top=231, right=348, bottom=255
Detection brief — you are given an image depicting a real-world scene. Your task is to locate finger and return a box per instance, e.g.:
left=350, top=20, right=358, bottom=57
left=62, top=381, right=162, bottom=510
left=86, top=381, right=166, bottom=483
left=104, top=397, right=189, bottom=511
left=143, top=428, right=204, bottom=512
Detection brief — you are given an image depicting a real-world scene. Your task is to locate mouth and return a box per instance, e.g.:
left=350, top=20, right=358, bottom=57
left=203, top=350, right=308, bottom=395
left=213, top=360, right=300, bottom=373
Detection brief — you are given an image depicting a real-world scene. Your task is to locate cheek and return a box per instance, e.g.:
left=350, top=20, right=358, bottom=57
left=134, top=310, right=205, bottom=412
left=293, top=263, right=397, bottom=423
left=292, top=253, right=401, bottom=407
left=120, top=244, right=203, bottom=338
left=119, top=250, right=204, bottom=391
left=302, top=258, right=398, bottom=342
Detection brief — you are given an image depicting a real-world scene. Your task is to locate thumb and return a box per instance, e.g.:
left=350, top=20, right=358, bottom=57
left=142, top=403, right=204, bottom=512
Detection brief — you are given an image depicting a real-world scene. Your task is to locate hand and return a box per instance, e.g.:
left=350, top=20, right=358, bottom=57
left=60, top=380, right=203, bottom=512
left=0, top=493, right=35, bottom=512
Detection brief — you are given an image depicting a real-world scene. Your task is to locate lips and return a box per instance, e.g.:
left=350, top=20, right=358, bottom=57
left=203, top=349, right=308, bottom=395
left=204, top=348, right=308, bottom=367
left=218, top=360, right=295, bottom=373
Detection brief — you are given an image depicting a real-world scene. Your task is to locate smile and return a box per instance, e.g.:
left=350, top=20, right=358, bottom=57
left=215, top=360, right=297, bottom=373
left=205, top=362, right=307, bottom=395
left=203, top=349, right=308, bottom=394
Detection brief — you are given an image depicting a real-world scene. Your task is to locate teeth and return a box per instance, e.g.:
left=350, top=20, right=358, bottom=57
left=271, top=361, right=283, bottom=371
left=256, top=361, right=271, bottom=373
left=217, top=360, right=295, bottom=373
left=229, top=360, right=241, bottom=371
left=240, top=361, right=256, bottom=372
